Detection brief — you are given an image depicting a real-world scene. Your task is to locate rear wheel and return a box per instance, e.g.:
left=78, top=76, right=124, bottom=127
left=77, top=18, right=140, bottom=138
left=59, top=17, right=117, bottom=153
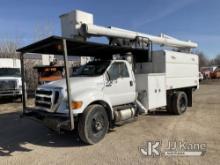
left=78, top=104, right=109, bottom=144
left=172, top=91, right=188, bottom=115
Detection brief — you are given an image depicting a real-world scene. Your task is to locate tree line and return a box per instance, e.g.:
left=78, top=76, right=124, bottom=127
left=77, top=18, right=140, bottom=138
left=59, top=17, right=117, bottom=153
left=197, top=51, right=220, bottom=68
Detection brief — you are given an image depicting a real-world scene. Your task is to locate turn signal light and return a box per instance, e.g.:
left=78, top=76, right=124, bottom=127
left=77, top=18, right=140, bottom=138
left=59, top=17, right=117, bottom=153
left=71, top=101, right=83, bottom=109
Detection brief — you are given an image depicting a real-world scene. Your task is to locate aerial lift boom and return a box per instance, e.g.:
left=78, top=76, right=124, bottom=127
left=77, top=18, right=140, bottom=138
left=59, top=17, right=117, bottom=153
left=60, top=10, right=198, bottom=51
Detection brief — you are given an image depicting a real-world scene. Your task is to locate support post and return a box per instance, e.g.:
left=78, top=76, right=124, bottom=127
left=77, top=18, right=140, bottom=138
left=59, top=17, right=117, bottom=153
left=20, top=53, right=27, bottom=113
left=63, top=39, right=74, bottom=130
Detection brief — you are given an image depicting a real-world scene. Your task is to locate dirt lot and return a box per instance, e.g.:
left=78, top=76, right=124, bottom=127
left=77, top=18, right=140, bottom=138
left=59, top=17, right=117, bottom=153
left=0, top=80, right=220, bottom=165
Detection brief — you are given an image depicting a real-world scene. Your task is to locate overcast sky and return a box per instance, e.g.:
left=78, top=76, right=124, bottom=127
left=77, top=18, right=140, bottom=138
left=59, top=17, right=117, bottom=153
left=0, top=0, right=219, bottom=58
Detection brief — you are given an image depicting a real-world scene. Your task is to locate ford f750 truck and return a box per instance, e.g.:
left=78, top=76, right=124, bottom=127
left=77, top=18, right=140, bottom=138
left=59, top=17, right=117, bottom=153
left=17, top=10, right=199, bottom=144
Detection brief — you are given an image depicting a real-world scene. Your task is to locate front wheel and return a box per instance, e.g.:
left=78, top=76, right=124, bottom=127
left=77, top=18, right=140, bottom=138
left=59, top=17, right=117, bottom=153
left=78, top=104, right=109, bottom=144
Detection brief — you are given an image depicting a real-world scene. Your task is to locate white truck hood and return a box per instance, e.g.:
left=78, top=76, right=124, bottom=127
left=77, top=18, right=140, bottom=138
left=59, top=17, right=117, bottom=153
left=39, top=76, right=104, bottom=91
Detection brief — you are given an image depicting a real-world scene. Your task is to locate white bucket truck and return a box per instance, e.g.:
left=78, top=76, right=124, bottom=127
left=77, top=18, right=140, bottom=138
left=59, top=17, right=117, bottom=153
left=18, top=10, right=199, bottom=144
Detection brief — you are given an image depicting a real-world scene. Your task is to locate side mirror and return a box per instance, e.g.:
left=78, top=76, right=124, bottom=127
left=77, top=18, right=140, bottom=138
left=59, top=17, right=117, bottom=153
left=106, top=72, right=110, bottom=82
left=105, top=72, right=112, bottom=87
left=106, top=72, right=119, bottom=87
left=106, top=71, right=119, bottom=81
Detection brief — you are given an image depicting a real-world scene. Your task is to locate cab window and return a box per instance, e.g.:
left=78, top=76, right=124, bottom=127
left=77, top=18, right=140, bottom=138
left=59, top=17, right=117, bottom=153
left=107, top=62, right=129, bottom=80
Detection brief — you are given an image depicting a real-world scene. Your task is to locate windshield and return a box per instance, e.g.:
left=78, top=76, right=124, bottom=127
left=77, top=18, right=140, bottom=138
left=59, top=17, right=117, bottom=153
left=72, top=61, right=110, bottom=77
left=0, top=68, right=21, bottom=77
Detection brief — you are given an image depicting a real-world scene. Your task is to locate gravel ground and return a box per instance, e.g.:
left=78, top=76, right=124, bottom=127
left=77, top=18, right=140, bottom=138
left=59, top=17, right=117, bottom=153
left=0, top=80, right=219, bottom=165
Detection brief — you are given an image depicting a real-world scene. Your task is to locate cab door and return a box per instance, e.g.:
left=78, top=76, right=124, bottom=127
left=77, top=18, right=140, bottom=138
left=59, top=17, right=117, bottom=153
left=103, top=62, right=136, bottom=106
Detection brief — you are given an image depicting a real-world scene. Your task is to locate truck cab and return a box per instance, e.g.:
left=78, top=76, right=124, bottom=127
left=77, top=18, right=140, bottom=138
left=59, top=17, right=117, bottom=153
left=36, top=60, right=136, bottom=115
left=33, top=59, right=139, bottom=144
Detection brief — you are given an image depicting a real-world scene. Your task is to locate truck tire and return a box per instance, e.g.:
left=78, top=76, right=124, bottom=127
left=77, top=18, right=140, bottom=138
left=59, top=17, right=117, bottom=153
left=78, top=104, right=109, bottom=145
left=172, top=91, right=188, bottom=115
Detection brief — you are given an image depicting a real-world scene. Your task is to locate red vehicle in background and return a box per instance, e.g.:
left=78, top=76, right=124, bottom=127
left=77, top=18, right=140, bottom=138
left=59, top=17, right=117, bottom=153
left=34, top=65, right=64, bottom=84
left=210, top=67, right=220, bottom=79
left=200, top=66, right=218, bottom=79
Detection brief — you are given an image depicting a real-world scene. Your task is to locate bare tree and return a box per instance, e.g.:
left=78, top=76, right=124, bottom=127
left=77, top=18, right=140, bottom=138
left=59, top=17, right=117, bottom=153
left=0, top=40, right=19, bottom=58
left=196, top=51, right=209, bottom=68
left=209, top=59, right=216, bottom=66
left=213, top=54, right=220, bottom=66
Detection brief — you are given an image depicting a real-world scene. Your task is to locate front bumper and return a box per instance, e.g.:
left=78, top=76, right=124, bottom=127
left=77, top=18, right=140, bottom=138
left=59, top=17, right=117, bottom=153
left=21, top=107, right=73, bottom=133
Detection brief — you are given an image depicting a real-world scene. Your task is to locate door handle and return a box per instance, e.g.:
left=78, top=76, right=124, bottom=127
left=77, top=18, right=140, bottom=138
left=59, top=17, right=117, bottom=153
left=130, top=81, right=133, bottom=86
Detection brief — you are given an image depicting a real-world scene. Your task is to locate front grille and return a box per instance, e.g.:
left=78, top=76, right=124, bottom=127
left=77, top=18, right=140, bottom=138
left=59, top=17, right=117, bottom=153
left=36, top=90, right=52, bottom=95
left=35, top=102, right=51, bottom=109
left=36, top=96, right=51, bottom=102
left=35, top=89, right=60, bottom=111
left=0, top=80, right=17, bottom=90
